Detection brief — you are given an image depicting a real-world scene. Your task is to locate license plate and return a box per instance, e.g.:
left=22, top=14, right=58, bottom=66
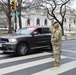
left=0, top=44, right=2, bottom=47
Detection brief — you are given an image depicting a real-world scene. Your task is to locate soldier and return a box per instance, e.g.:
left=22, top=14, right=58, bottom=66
left=50, top=22, right=56, bottom=58
left=51, top=22, right=62, bottom=67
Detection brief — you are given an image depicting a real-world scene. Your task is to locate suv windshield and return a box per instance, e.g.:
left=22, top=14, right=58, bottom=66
left=16, top=27, right=35, bottom=35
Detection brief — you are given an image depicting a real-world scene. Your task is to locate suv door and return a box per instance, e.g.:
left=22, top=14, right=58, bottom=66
left=38, top=28, right=51, bottom=47
left=30, top=27, right=51, bottom=49
left=30, top=28, right=42, bottom=49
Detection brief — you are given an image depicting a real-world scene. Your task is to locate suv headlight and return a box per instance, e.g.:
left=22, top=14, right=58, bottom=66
left=8, top=39, right=17, bottom=42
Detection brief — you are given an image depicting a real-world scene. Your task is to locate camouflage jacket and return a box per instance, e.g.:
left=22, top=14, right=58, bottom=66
left=50, top=27, right=55, bottom=40
left=52, top=28, right=62, bottom=45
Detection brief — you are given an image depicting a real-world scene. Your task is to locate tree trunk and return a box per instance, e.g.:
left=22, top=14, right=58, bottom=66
left=8, top=16, right=12, bottom=33
left=60, top=24, right=64, bottom=35
left=8, top=0, right=12, bottom=33
left=60, top=19, right=64, bottom=36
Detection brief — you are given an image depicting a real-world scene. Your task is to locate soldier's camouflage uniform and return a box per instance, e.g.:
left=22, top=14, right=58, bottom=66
left=52, top=28, right=62, bottom=63
left=50, top=27, right=55, bottom=56
left=50, top=27, right=55, bottom=40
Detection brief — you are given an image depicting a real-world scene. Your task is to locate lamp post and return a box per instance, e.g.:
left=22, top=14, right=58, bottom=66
left=14, top=11, right=17, bottom=32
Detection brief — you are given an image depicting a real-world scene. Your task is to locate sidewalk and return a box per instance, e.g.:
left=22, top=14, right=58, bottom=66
left=62, top=36, right=76, bottom=40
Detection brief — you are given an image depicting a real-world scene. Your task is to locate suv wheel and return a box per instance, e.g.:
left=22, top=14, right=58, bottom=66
left=17, top=43, right=29, bottom=56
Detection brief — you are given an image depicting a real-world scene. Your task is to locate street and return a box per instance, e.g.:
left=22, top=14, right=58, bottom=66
left=0, top=40, right=76, bottom=75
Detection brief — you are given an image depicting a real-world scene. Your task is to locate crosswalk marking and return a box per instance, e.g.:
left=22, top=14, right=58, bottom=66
left=0, top=56, right=66, bottom=75
left=62, top=49, right=76, bottom=53
left=32, top=60, right=76, bottom=75
left=0, top=49, right=76, bottom=75
left=0, top=52, right=10, bottom=58
left=0, top=54, right=9, bottom=58
left=65, top=56, right=76, bottom=60
left=0, top=51, right=3, bottom=53
left=0, top=58, right=53, bottom=74
left=0, top=52, right=51, bottom=64
left=62, top=49, right=76, bottom=59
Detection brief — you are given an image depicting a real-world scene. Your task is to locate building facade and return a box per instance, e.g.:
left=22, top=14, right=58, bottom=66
left=0, top=8, right=76, bottom=34
left=19, top=8, right=76, bottom=33
left=18, top=8, right=52, bottom=29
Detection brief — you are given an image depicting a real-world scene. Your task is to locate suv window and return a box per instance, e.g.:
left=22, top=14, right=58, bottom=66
left=41, top=28, right=50, bottom=34
left=33, top=28, right=50, bottom=34
left=32, top=28, right=41, bottom=34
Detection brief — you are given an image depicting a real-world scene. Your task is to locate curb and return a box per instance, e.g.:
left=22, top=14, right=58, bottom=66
left=62, top=36, right=76, bottom=40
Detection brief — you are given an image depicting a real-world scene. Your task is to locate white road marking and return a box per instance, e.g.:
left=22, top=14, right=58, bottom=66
left=32, top=60, right=76, bottom=75
left=0, top=48, right=75, bottom=75
left=0, top=52, right=51, bottom=64
left=62, top=49, right=76, bottom=53
left=0, top=58, right=54, bottom=75
left=0, top=51, right=3, bottom=53
left=0, top=56, right=66, bottom=75
left=0, top=54, right=10, bottom=58
left=62, top=49, right=76, bottom=59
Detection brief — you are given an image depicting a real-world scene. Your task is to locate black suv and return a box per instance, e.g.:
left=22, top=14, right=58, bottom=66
left=0, top=26, right=52, bottom=55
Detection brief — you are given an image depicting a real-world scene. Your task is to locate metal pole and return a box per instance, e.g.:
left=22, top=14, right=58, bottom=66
left=14, top=11, right=17, bottom=32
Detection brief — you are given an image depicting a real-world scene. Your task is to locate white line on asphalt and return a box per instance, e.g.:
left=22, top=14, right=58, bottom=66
left=0, top=51, right=13, bottom=58
left=0, top=52, right=51, bottom=64
left=62, top=49, right=76, bottom=53
left=0, top=56, right=66, bottom=75
left=0, top=58, right=54, bottom=75
left=62, top=49, right=76, bottom=59
left=0, top=54, right=10, bottom=58
left=32, top=60, right=76, bottom=75
left=0, top=51, right=3, bottom=53
left=66, top=56, right=76, bottom=60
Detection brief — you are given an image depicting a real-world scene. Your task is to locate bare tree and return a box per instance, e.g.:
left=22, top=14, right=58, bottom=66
left=0, top=0, right=12, bottom=33
left=0, top=0, right=23, bottom=32
left=17, top=0, right=38, bottom=28
left=31, top=0, right=72, bottom=35
left=0, top=17, right=8, bottom=28
left=0, top=0, right=73, bottom=34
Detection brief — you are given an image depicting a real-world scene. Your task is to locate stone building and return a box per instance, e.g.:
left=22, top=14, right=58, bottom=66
left=19, top=8, right=76, bottom=33
left=20, top=8, right=51, bottom=28
left=0, top=8, right=76, bottom=34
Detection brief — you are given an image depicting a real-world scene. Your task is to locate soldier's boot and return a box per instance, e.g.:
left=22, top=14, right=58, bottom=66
left=51, top=54, right=54, bottom=58
left=52, top=62, right=60, bottom=67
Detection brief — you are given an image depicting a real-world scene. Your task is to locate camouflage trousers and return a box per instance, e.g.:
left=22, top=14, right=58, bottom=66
left=53, top=44, right=61, bottom=62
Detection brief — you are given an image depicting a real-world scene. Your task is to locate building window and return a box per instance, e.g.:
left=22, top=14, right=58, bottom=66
left=69, top=18, right=71, bottom=24
left=27, top=19, right=30, bottom=26
left=37, top=18, right=40, bottom=26
left=64, top=18, right=66, bottom=23
left=36, top=10, right=41, bottom=13
left=69, top=18, right=71, bottom=31
left=74, top=19, right=75, bottom=24
left=44, top=19, right=47, bottom=26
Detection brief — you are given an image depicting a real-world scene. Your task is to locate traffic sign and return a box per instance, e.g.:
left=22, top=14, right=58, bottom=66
left=17, top=12, right=20, bottom=15
left=11, top=12, right=15, bottom=16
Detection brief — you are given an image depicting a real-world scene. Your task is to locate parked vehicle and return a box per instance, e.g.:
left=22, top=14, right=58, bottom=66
left=0, top=26, right=52, bottom=55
